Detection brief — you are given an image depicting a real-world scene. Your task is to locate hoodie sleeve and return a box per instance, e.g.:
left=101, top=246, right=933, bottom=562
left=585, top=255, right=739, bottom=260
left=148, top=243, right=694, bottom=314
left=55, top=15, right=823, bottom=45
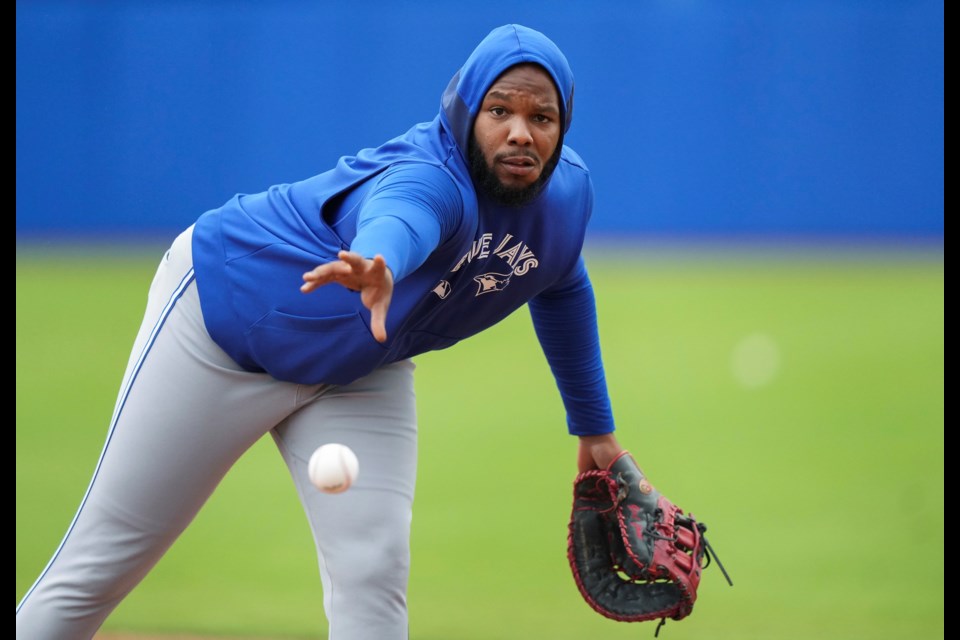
left=528, top=256, right=616, bottom=436
left=349, top=163, right=463, bottom=282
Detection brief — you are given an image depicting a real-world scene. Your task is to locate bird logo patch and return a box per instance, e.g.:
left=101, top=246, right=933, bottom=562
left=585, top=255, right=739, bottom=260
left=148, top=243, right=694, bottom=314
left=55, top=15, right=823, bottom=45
left=473, top=272, right=513, bottom=295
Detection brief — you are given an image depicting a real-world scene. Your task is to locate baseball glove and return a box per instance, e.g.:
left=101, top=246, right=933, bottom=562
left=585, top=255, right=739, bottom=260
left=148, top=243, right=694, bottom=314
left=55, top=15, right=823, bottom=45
left=567, top=451, right=731, bottom=635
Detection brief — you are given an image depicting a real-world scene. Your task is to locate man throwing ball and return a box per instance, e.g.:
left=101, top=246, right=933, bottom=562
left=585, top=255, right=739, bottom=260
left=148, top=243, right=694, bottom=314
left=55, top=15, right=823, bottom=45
left=18, top=24, right=634, bottom=639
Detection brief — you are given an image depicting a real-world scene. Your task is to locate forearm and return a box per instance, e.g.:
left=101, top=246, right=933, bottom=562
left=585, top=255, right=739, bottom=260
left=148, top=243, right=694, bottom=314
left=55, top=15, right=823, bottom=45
left=529, top=263, right=615, bottom=435
left=350, top=215, right=437, bottom=283
left=349, top=163, right=460, bottom=282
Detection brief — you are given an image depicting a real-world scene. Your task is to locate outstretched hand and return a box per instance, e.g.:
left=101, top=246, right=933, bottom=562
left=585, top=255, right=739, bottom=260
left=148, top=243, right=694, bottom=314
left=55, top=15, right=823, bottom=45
left=301, top=250, right=394, bottom=343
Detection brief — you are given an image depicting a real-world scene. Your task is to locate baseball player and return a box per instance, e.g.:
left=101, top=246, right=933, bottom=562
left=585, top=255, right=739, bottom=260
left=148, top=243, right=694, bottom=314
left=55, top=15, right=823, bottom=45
left=16, top=24, right=626, bottom=639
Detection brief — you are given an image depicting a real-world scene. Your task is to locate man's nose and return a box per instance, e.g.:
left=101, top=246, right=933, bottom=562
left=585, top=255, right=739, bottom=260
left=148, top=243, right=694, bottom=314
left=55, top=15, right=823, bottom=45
left=507, top=118, right=533, bottom=146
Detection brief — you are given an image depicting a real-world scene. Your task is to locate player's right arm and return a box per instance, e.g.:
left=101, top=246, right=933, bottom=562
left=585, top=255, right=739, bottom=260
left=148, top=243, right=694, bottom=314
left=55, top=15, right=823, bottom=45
left=301, top=163, right=463, bottom=342
left=301, top=251, right=394, bottom=342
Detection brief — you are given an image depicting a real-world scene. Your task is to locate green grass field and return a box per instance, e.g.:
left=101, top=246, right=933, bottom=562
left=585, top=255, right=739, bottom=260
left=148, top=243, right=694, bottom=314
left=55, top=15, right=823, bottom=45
left=16, top=241, right=944, bottom=639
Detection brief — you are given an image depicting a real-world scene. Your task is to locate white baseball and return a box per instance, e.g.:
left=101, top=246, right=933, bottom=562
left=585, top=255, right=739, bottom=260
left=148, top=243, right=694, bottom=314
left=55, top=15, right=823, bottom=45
left=308, top=443, right=359, bottom=494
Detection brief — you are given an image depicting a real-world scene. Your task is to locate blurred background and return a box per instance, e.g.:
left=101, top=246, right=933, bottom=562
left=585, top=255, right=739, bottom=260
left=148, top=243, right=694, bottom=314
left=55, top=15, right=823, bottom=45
left=16, top=0, right=943, bottom=243
left=17, top=2, right=943, bottom=639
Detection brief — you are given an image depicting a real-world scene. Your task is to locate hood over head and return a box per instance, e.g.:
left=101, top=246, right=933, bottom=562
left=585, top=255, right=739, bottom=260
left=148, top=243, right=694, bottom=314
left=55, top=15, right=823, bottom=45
left=309, top=25, right=575, bottom=206
left=440, top=24, right=576, bottom=158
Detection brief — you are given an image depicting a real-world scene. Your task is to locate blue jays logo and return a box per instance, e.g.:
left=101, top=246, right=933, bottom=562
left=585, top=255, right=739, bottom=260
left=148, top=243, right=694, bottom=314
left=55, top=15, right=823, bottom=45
left=446, top=232, right=538, bottom=299
left=473, top=272, right=512, bottom=295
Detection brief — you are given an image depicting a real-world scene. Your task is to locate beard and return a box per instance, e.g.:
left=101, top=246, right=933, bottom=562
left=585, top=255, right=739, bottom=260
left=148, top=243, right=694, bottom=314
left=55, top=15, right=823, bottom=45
left=468, top=137, right=561, bottom=207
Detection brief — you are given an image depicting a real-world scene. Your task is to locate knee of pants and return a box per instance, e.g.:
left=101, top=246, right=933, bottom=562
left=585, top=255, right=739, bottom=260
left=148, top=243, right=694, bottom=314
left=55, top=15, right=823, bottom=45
left=18, top=562, right=133, bottom=627
left=31, top=507, right=176, bottom=614
left=326, top=528, right=411, bottom=594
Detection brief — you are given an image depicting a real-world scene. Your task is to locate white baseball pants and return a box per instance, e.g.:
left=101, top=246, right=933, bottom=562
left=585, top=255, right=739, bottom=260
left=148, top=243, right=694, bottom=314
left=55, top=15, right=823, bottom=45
left=16, top=225, right=418, bottom=640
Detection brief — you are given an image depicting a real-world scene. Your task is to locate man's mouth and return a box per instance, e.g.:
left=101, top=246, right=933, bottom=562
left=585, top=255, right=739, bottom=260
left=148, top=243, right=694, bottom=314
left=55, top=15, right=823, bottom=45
left=498, top=154, right=539, bottom=177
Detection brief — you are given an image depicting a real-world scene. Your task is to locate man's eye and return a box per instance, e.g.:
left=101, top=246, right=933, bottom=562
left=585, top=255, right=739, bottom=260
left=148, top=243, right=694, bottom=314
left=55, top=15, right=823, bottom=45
left=490, top=107, right=507, bottom=116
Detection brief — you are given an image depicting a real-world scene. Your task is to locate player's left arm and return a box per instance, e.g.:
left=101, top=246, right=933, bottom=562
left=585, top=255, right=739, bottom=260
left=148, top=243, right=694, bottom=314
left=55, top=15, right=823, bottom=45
left=529, top=256, right=622, bottom=465
left=577, top=433, right=624, bottom=472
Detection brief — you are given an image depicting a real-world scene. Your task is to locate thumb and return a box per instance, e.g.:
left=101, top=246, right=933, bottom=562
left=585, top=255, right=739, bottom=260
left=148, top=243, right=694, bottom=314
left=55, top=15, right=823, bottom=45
left=369, top=300, right=388, bottom=343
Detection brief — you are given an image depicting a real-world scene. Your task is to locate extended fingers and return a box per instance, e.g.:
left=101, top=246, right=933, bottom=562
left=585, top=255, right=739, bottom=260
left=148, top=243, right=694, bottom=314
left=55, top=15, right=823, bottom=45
left=303, top=261, right=344, bottom=279
left=301, top=253, right=389, bottom=296
left=336, top=250, right=370, bottom=272
left=301, top=260, right=351, bottom=292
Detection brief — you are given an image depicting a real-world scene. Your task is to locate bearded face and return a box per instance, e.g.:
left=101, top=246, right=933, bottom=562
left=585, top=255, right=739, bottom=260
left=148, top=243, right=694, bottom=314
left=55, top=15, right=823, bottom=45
left=468, top=63, right=563, bottom=207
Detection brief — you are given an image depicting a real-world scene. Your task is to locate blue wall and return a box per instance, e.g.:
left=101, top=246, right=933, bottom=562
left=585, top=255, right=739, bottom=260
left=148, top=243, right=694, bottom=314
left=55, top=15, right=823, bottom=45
left=16, top=1, right=943, bottom=241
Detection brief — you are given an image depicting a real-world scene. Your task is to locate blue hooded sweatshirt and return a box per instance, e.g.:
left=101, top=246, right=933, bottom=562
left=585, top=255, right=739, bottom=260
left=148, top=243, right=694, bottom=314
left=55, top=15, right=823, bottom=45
left=191, top=24, right=614, bottom=435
